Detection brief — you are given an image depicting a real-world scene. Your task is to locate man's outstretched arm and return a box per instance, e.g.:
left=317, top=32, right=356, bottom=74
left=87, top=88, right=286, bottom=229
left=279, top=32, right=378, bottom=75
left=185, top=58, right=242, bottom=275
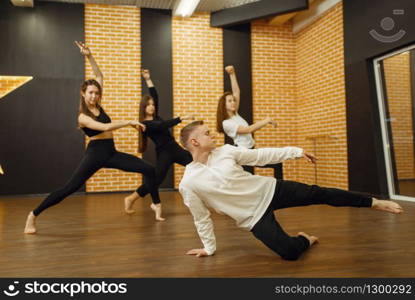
left=232, top=145, right=316, bottom=166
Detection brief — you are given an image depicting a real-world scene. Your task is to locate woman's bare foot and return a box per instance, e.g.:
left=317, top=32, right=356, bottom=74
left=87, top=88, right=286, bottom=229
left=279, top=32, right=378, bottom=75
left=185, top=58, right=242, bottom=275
left=371, top=198, right=404, bottom=214
left=298, top=232, right=318, bottom=246
left=124, top=192, right=139, bottom=214
left=150, top=203, right=166, bottom=221
left=24, top=211, right=37, bottom=234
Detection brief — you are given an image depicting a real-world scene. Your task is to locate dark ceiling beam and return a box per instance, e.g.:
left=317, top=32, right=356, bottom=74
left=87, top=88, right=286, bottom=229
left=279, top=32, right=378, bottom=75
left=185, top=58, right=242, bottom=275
left=211, top=0, right=309, bottom=28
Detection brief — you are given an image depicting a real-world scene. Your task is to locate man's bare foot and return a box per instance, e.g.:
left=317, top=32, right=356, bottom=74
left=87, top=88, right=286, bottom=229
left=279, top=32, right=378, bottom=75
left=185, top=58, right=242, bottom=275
left=124, top=192, right=139, bottom=214
left=298, top=232, right=318, bottom=246
left=372, top=198, right=404, bottom=214
left=150, top=203, right=166, bottom=221
left=24, top=211, right=37, bottom=234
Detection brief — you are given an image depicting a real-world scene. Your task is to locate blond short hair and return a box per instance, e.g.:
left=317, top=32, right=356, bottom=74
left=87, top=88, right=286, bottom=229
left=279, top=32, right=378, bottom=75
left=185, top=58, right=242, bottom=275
left=180, top=120, right=204, bottom=149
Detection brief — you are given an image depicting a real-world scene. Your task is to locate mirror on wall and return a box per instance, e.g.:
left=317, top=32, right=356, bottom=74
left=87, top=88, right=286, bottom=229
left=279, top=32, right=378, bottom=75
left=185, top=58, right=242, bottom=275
left=374, top=45, right=415, bottom=201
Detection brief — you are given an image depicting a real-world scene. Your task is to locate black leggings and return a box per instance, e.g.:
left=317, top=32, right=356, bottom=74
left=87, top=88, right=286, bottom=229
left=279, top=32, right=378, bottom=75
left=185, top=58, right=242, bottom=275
left=33, top=139, right=159, bottom=216
left=251, top=180, right=373, bottom=261
left=136, top=141, right=192, bottom=203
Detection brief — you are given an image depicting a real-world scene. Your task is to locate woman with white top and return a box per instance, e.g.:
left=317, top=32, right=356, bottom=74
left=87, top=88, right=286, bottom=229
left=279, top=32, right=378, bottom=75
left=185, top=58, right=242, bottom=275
left=216, top=65, right=278, bottom=173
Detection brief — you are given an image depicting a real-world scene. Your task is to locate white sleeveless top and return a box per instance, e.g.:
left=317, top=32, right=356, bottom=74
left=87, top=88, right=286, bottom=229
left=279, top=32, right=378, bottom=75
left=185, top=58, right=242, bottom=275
left=222, top=113, right=255, bottom=149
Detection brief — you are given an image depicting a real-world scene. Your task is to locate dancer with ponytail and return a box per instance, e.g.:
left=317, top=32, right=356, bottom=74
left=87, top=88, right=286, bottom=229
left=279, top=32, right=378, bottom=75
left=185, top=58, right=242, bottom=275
left=24, top=42, right=160, bottom=234
left=217, top=65, right=278, bottom=174
left=124, top=69, right=193, bottom=221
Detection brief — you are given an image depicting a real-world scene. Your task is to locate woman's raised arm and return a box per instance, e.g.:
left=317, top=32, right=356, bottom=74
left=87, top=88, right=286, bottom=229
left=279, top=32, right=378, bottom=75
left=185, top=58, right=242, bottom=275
left=75, top=41, right=104, bottom=88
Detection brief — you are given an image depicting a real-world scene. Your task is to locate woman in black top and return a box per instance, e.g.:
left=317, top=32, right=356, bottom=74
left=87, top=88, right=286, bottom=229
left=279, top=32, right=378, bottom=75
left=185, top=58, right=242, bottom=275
left=124, top=69, right=193, bottom=221
left=24, top=42, right=160, bottom=234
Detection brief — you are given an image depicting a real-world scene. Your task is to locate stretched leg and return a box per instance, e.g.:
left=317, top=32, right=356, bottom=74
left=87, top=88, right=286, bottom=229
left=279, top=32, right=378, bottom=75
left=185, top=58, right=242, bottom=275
left=371, top=198, right=404, bottom=214
left=125, top=151, right=173, bottom=220
left=25, top=152, right=102, bottom=234
left=104, top=151, right=165, bottom=221
left=271, top=180, right=373, bottom=210
left=251, top=208, right=317, bottom=260
left=271, top=180, right=403, bottom=213
left=134, top=150, right=173, bottom=199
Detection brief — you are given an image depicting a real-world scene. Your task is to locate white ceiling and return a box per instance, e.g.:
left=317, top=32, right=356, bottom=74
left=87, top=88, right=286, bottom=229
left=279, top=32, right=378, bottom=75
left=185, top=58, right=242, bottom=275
left=35, top=0, right=261, bottom=12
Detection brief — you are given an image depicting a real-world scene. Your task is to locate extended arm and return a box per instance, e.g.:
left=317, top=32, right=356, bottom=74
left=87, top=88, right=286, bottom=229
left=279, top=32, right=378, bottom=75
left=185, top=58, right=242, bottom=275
left=223, top=117, right=277, bottom=139
left=232, top=145, right=316, bottom=166
left=78, top=114, right=144, bottom=132
left=236, top=118, right=276, bottom=134
left=145, top=115, right=194, bottom=132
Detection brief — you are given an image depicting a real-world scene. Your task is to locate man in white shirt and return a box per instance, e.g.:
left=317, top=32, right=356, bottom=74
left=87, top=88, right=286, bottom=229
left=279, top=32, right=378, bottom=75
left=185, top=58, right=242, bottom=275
left=179, top=121, right=404, bottom=260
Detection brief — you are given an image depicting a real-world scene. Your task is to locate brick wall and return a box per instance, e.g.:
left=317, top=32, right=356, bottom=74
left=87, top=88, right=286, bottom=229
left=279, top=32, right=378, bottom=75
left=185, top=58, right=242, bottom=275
left=383, top=52, right=415, bottom=179
left=251, top=2, right=347, bottom=188
left=172, top=13, right=223, bottom=188
left=294, top=2, right=347, bottom=188
left=83, top=2, right=348, bottom=192
left=251, top=21, right=298, bottom=178
left=84, top=4, right=142, bottom=192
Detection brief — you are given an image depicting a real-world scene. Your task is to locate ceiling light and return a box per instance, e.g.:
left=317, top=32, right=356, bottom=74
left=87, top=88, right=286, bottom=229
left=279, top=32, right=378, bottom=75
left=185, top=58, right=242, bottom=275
left=174, top=0, right=201, bottom=17
left=10, top=0, right=34, bottom=8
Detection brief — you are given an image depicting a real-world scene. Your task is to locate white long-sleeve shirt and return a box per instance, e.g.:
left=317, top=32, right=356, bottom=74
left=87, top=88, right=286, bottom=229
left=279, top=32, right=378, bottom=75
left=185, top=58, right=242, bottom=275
left=179, top=144, right=303, bottom=255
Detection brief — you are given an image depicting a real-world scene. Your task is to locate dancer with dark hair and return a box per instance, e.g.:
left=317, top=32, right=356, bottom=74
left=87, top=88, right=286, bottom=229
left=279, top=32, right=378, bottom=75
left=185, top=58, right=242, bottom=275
left=123, top=69, right=194, bottom=221
left=24, top=42, right=160, bottom=234
left=217, top=65, right=279, bottom=174
left=179, top=121, right=404, bottom=260
left=217, top=65, right=277, bottom=149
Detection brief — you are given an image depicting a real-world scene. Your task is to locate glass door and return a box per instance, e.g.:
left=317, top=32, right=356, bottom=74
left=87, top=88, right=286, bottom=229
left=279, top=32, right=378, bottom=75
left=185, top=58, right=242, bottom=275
left=374, top=45, right=415, bottom=202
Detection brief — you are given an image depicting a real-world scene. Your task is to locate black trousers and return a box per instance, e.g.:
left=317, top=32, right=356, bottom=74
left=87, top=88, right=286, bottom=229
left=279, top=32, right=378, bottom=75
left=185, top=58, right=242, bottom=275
left=33, top=139, right=159, bottom=216
left=251, top=180, right=373, bottom=261
left=136, top=141, right=192, bottom=203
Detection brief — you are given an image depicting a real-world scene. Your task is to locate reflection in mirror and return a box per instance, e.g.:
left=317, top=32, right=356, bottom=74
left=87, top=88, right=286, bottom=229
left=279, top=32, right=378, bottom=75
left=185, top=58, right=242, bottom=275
left=378, top=49, right=415, bottom=198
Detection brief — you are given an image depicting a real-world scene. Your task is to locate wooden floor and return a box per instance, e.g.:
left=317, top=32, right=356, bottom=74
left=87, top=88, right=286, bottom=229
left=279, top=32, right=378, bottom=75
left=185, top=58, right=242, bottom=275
left=0, top=191, right=414, bottom=278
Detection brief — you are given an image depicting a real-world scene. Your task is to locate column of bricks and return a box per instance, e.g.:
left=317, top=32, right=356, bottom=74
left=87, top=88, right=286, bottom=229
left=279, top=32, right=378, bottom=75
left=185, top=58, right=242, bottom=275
left=294, top=2, right=347, bottom=189
left=251, top=20, right=298, bottom=179
left=251, top=2, right=347, bottom=189
left=172, top=12, right=223, bottom=188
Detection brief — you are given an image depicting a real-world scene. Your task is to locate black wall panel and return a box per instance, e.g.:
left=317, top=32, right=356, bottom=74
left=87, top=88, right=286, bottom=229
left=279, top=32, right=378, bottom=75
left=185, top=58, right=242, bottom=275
left=223, top=23, right=253, bottom=141
left=0, top=1, right=85, bottom=195
left=140, top=8, right=173, bottom=189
